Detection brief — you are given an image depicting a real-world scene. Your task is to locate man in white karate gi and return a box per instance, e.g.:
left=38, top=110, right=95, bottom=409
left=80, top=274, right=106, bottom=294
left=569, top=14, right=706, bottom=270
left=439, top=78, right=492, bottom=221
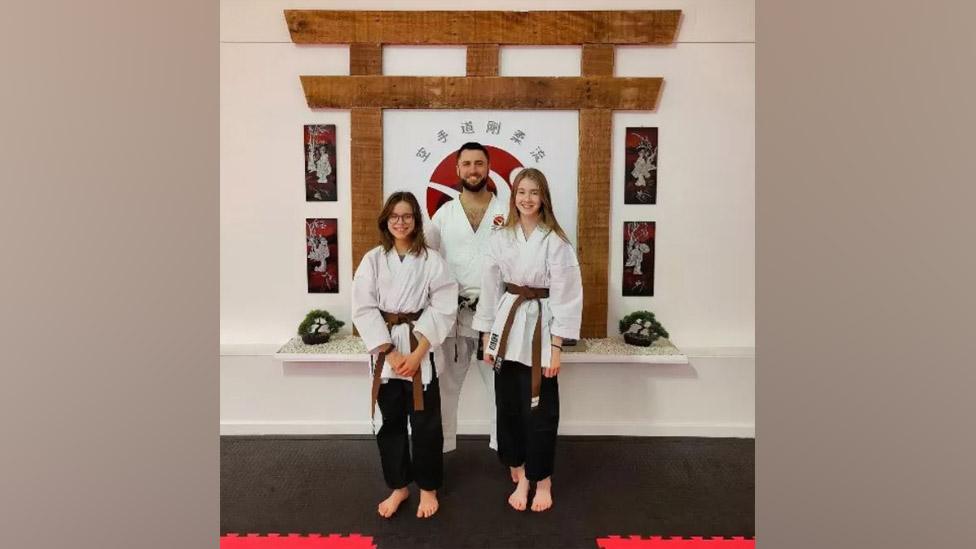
left=426, top=142, right=509, bottom=456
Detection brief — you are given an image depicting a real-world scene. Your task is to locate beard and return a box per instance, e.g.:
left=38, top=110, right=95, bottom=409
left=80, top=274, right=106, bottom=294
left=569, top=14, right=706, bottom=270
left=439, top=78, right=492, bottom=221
left=460, top=174, right=489, bottom=193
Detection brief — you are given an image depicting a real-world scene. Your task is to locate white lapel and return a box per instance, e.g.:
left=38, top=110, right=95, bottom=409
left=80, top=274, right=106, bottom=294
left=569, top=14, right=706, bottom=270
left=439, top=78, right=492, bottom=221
left=474, top=195, right=500, bottom=236
left=518, top=222, right=545, bottom=244
left=385, top=248, right=415, bottom=303
left=384, top=247, right=403, bottom=276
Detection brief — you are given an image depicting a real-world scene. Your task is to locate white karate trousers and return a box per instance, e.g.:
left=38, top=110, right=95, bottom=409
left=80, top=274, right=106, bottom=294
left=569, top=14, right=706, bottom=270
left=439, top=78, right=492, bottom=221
left=438, top=335, right=498, bottom=452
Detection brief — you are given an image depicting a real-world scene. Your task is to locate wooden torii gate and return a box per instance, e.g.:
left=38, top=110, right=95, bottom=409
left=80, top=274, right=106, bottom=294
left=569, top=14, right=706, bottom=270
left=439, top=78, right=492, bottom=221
left=285, top=10, right=680, bottom=338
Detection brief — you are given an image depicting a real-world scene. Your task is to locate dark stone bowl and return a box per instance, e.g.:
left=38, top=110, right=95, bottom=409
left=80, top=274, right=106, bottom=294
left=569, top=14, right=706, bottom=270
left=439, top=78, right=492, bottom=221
left=301, top=332, right=332, bottom=345
left=623, top=333, right=656, bottom=347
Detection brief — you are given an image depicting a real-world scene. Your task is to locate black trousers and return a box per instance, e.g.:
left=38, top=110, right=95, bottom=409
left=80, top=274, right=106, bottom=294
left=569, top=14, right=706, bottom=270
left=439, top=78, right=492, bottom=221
left=495, top=360, right=560, bottom=481
left=376, top=364, right=443, bottom=491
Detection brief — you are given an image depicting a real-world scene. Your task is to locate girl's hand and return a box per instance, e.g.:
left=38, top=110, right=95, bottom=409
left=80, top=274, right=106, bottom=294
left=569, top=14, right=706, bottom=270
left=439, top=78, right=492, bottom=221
left=396, top=351, right=423, bottom=377
left=483, top=333, right=495, bottom=365
left=385, top=349, right=406, bottom=370
left=542, top=335, right=563, bottom=377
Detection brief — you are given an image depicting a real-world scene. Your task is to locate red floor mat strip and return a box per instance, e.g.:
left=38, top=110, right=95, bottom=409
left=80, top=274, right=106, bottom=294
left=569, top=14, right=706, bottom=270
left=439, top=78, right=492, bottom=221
left=597, top=536, right=755, bottom=548
left=221, top=534, right=753, bottom=548
left=221, top=534, right=376, bottom=549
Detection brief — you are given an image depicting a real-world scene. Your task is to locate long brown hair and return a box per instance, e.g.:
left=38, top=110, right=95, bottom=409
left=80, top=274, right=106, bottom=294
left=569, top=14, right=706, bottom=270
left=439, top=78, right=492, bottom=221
left=377, top=191, right=429, bottom=257
left=502, top=168, right=570, bottom=242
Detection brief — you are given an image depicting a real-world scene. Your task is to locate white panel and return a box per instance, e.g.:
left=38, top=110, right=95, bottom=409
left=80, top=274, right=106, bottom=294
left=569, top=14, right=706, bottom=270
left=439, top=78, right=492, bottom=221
left=220, top=7, right=755, bottom=349
left=383, top=110, right=579, bottom=247
left=499, top=46, right=581, bottom=76
left=609, top=43, right=755, bottom=347
left=220, top=352, right=755, bottom=437
left=219, top=1, right=756, bottom=440
left=220, top=43, right=352, bottom=345
left=221, top=0, right=755, bottom=44
left=383, top=46, right=466, bottom=76
left=220, top=356, right=371, bottom=424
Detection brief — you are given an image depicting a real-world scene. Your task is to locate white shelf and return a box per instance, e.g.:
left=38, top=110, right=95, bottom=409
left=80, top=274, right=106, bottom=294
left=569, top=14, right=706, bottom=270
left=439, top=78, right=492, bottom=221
left=274, top=352, right=372, bottom=363
left=559, top=352, right=688, bottom=364
left=272, top=336, right=688, bottom=365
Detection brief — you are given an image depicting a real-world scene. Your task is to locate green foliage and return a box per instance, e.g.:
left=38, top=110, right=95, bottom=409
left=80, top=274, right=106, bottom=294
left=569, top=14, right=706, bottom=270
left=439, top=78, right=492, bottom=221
left=618, top=310, right=670, bottom=341
left=298, top=309, right=345, bottom=336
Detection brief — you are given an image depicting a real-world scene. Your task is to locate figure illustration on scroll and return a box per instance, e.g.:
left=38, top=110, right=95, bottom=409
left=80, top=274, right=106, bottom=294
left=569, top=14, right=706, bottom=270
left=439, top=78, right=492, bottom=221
left=304, top=124, right=337, bottom=201
left=624, top=127, right=658, bottom=204
left=306, top=218, right=338, bottom=293
left=623, top=221, right=655, bottom=296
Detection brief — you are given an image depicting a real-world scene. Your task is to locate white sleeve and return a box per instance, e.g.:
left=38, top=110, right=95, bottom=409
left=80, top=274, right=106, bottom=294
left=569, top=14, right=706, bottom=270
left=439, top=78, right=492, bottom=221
left=412, top=251, right=459, bottom=347
left=351, top=251, right=393, bottom=354
left=424, top=212, right=442, bottom=253
left=472, top=236, right=504, bottom=333
left=547, top=238, right=583, bottom=340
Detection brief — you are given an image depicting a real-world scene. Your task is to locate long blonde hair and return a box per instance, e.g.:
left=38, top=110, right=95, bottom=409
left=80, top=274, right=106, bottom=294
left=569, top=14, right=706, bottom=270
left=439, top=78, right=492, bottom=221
left=503, top=168, right=570, bottom=242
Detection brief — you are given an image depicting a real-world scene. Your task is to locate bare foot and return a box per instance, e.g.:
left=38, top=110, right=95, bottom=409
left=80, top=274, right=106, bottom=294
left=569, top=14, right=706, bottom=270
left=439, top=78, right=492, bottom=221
left=508, top=467, right=529, bottom=511
left=377, top=487, right=409, bottom=518
left=417, top=489, right=439, bottom=519
left=510, top=466, right=520, bottom=483
left=530, top=477, right=553, bottom=512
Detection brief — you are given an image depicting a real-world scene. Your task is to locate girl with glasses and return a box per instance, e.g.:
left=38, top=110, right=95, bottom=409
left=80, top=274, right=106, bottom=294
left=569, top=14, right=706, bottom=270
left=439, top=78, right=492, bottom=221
left=352, top=191, right=459, bottom=519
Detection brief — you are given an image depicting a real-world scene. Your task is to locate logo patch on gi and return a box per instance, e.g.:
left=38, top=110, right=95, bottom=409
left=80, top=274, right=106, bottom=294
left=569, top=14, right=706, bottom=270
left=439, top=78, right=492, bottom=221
left=491, top=214, right=505, bottom=230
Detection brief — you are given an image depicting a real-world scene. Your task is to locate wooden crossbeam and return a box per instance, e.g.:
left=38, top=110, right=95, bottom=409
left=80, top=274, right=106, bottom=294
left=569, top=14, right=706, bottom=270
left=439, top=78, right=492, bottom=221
left=300, top=76, right=661, bottom=110
left=286, top=10, right=680, bottom=45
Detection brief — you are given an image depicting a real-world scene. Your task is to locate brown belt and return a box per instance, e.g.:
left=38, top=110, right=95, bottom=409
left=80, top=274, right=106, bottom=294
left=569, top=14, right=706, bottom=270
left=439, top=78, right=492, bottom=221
left=494, top=283, right=550, bottom=408
left=370, top=310, right=425, bottom=420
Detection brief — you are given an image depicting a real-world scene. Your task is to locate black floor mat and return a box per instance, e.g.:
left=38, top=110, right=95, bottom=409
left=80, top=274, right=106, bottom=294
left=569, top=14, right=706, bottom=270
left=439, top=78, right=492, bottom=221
left=221, top=435, right=754, bottom=549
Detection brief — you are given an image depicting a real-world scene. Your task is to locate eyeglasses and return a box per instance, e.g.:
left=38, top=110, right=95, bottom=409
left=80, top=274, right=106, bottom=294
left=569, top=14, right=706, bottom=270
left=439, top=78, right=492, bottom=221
left=388, top=214, right=415, bottom=224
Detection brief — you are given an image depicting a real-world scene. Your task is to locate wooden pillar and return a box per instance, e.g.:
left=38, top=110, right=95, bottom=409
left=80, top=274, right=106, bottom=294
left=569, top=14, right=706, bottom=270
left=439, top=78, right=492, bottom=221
left=350, top=108, right=383, bottom=273
left=581, top=44, right=614, bottom=77
left=349, top=45, right=384, bottom=273
left=577, top=110, right=612, bottom=338
left=577, top=44, right=615, bottom=338
left=466, top=44, right=499, bottom=76
left=350, top=43, right=382, bottom=76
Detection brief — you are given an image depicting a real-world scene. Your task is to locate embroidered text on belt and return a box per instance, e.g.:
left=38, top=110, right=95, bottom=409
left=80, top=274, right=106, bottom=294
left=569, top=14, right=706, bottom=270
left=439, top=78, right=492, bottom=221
left=493, top=283, right=551, bottom=408
left=371, top=309, right=425, bottom=420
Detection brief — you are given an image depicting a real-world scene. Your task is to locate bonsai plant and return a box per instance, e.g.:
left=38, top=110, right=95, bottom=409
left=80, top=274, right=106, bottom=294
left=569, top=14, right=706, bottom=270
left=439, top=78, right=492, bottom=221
left=298, top=309, right=345, bottom=345
left=618, top=310, right=669, bottom=347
